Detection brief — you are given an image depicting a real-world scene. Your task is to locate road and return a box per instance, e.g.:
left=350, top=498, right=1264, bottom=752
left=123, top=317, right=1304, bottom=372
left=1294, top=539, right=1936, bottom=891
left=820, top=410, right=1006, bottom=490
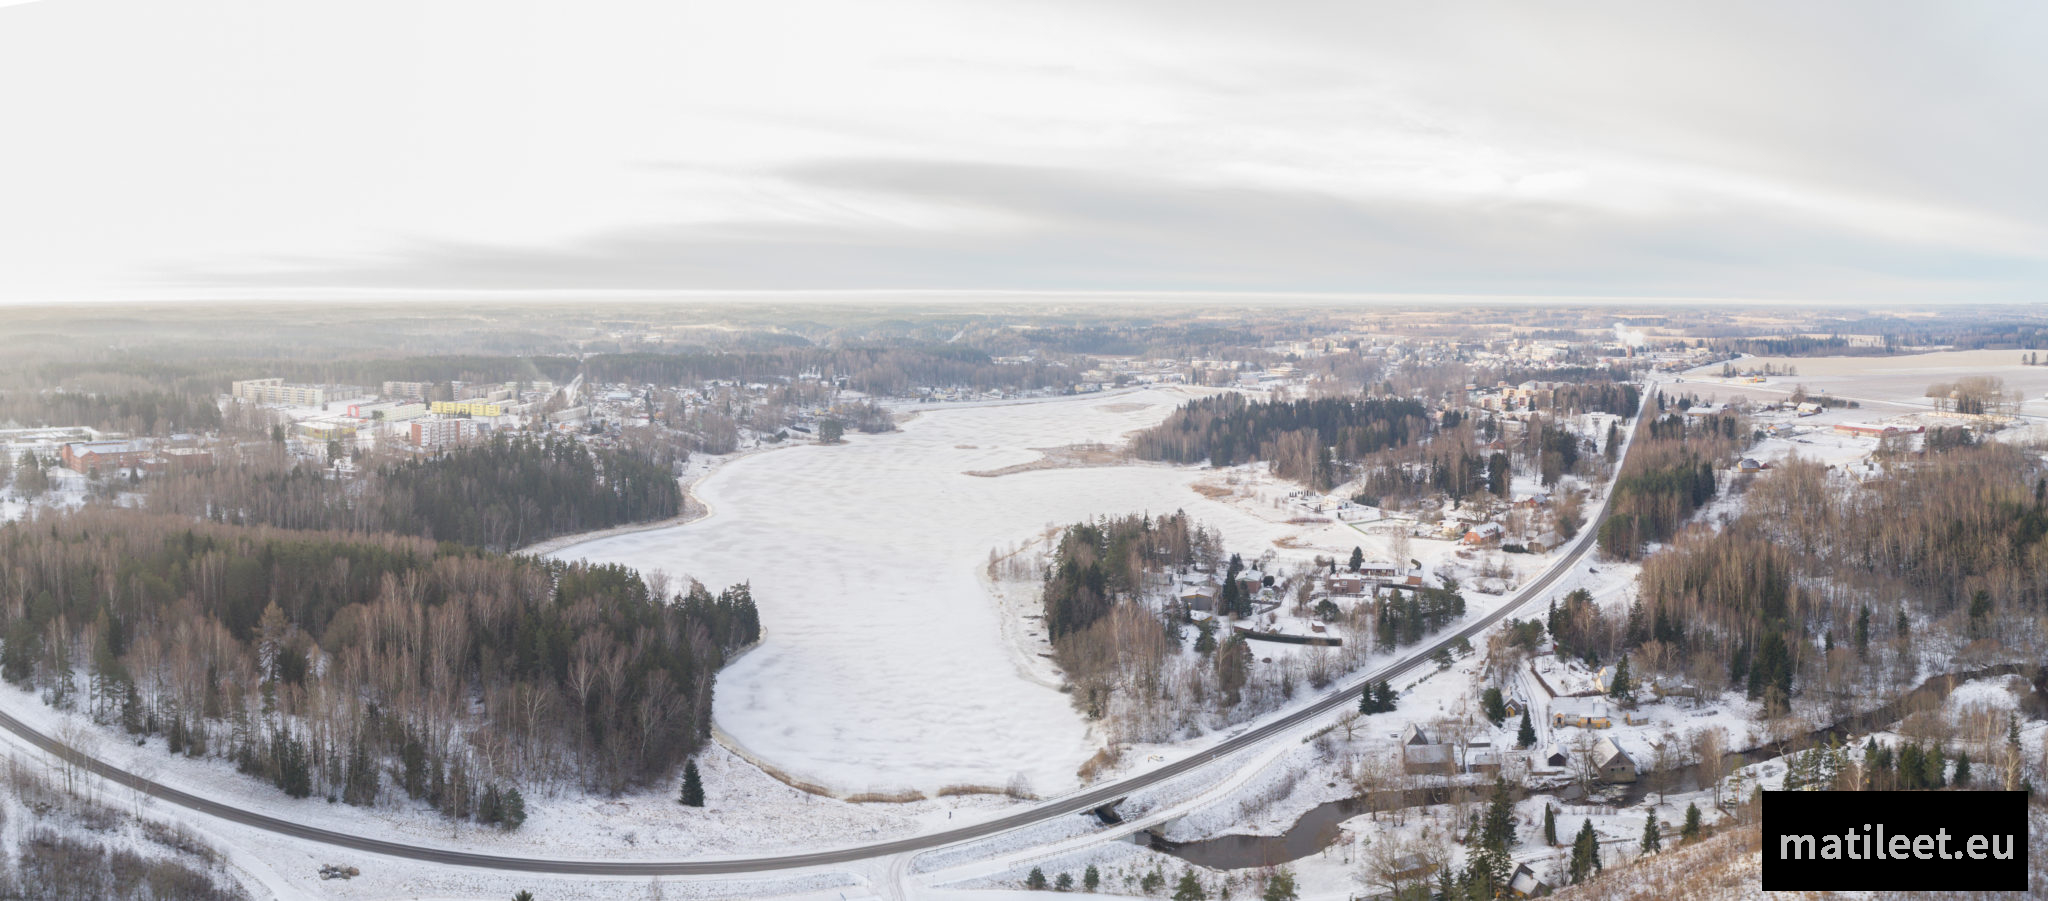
left=0, top=404, right=1646, bottom=877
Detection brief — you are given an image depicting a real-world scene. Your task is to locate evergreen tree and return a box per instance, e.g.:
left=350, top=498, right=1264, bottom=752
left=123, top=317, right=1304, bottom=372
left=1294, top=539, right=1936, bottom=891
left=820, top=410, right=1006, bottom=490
left=1172, top=869, right=1207, bottom=901
left=680, top=759, right=705, bottom=807
left=1261, top=870, right=1297, bottom=901
left=1083, top=865, right=1100, bottom=892
left=513, top=892, right=535, bottom=901
left=1055, top=873, right=1074, bottom=892
left=1641, top=811, right=1661, bottom=854
left=1433, top=866, right=1456, bottom=901
left=1480, top=778, right=1516, bottom=852
left=1681, top=802, right=1702, bottom=843
left=1855, top=605, right=1871, bottom=658
left=1482, top=687, right=1506, bottom=726
left=1543, top=803, right=1557, bottom=846
left=1465, top=845, right=1512, bottom=899
left=1026, top=867, right=1048, bottom=890
left=500, top=787, right=526, bottom=830
left=1517, top=711, right=1537, bottom=749
left=1569, top=819, right=1601, bottom=884
left=1348, top=546, right=1364, bottom=572
left=1609, top=654, right=1635, bottom=706
left=1953, top=752, right=1972, bottom=787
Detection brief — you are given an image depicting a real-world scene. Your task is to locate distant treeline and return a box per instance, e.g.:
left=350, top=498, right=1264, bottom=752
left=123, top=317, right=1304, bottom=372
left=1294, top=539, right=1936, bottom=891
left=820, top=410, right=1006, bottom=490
left=0, top=388, right=223, bottom=435
left=1130, top=394, right=1431, bottom=490
left=0, top=510, right=758, bottom=814
left=148, top=433, right=680, bottom=552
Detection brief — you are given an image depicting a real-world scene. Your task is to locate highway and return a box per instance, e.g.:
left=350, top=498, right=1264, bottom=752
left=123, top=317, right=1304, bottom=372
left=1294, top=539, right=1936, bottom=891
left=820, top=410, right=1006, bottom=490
left=0, top=404, right=1645, bottom=877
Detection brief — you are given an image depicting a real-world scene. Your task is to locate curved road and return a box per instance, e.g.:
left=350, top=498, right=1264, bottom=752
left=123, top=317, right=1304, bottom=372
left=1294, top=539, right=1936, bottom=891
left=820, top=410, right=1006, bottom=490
left=0, top=405, right=1646, bottom=876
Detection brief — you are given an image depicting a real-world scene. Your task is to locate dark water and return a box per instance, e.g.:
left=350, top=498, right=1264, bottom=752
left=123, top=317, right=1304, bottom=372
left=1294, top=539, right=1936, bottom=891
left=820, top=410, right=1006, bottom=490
left=1150, top=663, right=2034, bottom=870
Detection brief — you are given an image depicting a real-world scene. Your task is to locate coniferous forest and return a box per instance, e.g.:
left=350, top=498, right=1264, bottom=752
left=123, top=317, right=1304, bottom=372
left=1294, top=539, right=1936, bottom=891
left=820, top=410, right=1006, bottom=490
left=0, top=509, right=758, bottom=820
left=1129, top=394, right=1432, bottom=490
left=147, top=433, right=681, bottom=552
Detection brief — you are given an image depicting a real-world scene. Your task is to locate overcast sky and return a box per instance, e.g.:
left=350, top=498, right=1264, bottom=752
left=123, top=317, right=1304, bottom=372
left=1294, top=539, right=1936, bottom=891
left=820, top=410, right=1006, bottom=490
left=1, top=0, right=2043, bottom=304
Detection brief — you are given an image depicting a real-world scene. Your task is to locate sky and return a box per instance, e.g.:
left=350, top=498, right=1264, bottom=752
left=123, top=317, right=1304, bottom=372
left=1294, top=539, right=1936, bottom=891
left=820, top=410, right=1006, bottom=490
left=0, top=0, right=2043, bottom=304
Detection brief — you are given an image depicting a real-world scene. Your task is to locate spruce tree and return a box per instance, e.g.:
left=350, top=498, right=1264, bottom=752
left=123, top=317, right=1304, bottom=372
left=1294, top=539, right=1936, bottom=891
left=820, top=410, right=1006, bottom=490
left=1083, top=865, right=1100, bottom=892
left=1055, top=873, right=1074, bottom=892
left=1517, top=711, right=1537, bottom=749
left=1480, top=778, right=1516, bottom=852
left=500, top=787, right=526, bottom=830
left=1348, top=546, right=1364, bottom=572
left=1261, top=870, right=1297, bottom=901
left=1569, top=819, right=1600, bottom=883
left=1482, top=687, right=1506, bottom=726
left=680, top=759, right=705, bottom=807
left=1641, top=811, right=1661, bottom=854
left=1026, top=867, right=1047, bottom=890
left=1543, top=803, right=1557, bottom=846
left=1681, top=802, right=1702, bottom=843
left=1172, top=869, right=1207, bottom=901
left=1608, top=654, right=1635, bottom=706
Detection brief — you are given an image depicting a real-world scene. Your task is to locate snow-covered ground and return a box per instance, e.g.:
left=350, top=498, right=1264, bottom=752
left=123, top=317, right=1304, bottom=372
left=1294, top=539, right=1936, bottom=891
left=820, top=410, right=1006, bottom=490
left=552, top=387, right=1447, bottom=796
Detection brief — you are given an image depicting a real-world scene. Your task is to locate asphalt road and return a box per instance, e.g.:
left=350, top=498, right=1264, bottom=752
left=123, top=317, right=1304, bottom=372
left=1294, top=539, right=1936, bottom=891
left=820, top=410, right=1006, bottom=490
left=0, top=405, right=1643, bottom=876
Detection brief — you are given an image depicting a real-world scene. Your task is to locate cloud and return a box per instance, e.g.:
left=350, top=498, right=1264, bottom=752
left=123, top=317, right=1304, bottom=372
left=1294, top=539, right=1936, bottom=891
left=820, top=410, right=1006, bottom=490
left=188, top=158, right=2047, bottom=301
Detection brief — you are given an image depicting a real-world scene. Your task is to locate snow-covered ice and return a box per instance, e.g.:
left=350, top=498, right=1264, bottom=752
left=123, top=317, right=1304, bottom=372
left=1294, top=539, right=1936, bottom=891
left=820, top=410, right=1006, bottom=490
left=554, top=388, right=1347, bottom=796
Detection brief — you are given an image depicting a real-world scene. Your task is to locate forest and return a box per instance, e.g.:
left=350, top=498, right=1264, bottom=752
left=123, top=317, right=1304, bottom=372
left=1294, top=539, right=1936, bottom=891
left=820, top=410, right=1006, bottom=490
left=1129, top=394, right=1432, bottom=490
left=1585, top=436, right=2048, bottom=721
left=0, top=388, right=223, bottom=436
left=1595, top=400, right=1747, bottom=560
left=145, top=433, right=682, bottom=552
left=0, top=509, right=758, bottom=819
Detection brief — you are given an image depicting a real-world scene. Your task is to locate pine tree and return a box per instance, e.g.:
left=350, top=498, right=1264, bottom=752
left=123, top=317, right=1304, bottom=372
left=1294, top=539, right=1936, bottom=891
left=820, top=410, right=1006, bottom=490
left=1482, top=687, right=1506, bottom=726
left=1083, top=865, right=1100, bottom=892
left=1543, top=803, right=1557, bottom=846
left=1953, top=752, right=1972, bottom=787
left=1172, top=869, right=1207, bottom=901
left=1517, top=711, right=1537, bottom=749
left=680, top=759, right=705, bottom=807
left=1026, top=867, right=1048, bottom=890
left=1055, top=872, right=1074, bottom=891
left=1681, top=802, right=1701, bottom=843
left=513, top=892, right=535, bottom=901
left=1641, top=811, right=1662, bottom=854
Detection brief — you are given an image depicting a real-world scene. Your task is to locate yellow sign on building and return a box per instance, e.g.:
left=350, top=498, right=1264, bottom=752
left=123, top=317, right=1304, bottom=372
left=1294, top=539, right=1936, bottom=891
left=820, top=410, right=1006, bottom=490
left=430, top=401, right=504, bottom=417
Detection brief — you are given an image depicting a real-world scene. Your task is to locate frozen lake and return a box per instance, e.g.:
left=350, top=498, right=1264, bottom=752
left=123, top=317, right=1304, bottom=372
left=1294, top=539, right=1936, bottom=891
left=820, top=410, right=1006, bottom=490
left=551, top=388, right=1332, bottom=795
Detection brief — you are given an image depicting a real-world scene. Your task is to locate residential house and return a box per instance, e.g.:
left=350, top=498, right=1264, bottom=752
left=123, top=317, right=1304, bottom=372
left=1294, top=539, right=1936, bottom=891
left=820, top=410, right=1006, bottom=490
left=1592, top=736, right=1637, bottom=784
left=1508, top=862, right=1550, bottom=898
left=1551, top=697, right=1612, bottom=729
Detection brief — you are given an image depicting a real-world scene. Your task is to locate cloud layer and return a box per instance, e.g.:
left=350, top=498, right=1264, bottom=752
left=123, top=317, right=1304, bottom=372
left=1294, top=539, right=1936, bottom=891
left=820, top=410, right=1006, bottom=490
left=1, top=0, right=2042, bottom=302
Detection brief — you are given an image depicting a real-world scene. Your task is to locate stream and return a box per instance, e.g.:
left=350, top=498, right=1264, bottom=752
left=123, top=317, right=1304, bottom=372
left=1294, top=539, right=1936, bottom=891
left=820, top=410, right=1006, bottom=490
left=1148, top=663, right=2037, bottom=870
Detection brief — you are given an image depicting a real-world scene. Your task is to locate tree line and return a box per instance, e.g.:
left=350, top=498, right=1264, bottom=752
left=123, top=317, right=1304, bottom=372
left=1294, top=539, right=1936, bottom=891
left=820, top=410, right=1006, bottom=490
left=1130, top=393, right=1432, bottom=490
left=146, top=433, right=681, bottom=552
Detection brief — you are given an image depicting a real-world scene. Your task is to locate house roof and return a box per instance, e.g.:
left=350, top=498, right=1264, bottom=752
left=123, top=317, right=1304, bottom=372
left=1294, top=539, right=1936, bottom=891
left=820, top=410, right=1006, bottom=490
left=1398, top=723, right=1432, bottom=745
left=1593, top=736, right=1634, bottom=770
